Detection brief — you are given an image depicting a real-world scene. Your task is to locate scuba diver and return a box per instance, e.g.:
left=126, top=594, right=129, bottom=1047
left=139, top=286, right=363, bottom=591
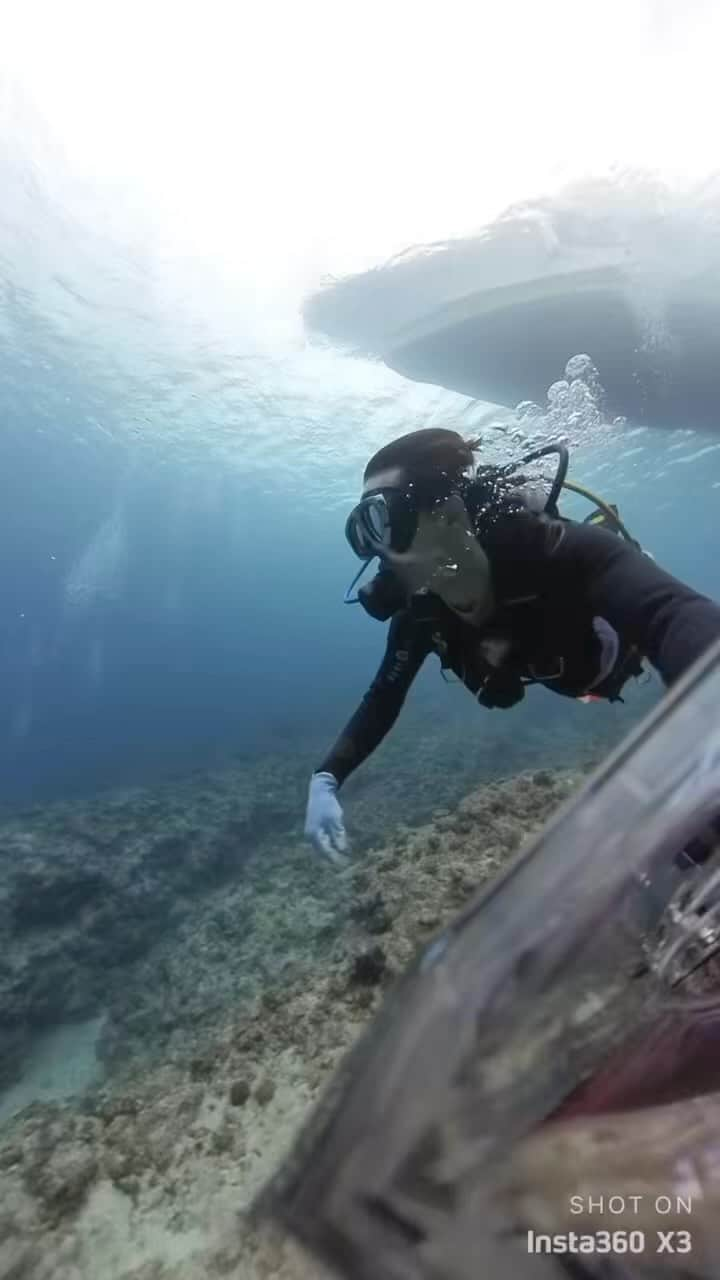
left=304, top=428, right=720, bottom=863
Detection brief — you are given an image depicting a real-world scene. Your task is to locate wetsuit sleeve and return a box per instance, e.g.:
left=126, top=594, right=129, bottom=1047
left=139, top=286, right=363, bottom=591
left=316, top=610, right=432, bottom=786
left=558, top=523, right=720, bottom=686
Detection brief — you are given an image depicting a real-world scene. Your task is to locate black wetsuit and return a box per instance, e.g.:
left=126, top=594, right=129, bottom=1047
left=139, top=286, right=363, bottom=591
left=319, top=517, right=720, bottom=786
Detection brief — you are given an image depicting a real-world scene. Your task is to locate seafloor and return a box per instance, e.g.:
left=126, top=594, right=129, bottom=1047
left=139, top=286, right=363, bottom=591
left=0, top=712, right=618, bottom=1280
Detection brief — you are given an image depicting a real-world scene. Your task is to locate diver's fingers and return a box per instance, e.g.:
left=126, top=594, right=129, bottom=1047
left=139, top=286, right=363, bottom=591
left=315, top=828, right=348, bottom=867
left=315, top=829, right=335, bottom=860
left=327, top=825, right=350, bottom=865
left=332, top=820, right=349, bottom=854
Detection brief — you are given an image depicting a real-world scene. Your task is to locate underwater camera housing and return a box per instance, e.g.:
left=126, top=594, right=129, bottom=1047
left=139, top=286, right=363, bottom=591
left=254, top=634, right=720, bottom=1280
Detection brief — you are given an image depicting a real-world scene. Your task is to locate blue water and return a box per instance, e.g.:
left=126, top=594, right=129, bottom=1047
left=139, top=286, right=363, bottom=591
left=2, top=93, right=720, bottom=808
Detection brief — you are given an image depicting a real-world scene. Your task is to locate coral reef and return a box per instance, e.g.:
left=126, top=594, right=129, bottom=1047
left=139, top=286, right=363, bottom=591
left=0, top=763, right=298, bottom=1089
left=0, top=689, right=618, bottom=1090
left=0, top=761, right=583, bottom=1279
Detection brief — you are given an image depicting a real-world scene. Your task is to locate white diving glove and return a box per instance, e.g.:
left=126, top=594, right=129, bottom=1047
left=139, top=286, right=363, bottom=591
left=304, top=771, right=349, bottom=865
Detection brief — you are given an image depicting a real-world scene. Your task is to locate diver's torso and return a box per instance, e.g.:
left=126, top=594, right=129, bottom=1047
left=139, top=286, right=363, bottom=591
left=405, top=533, right=634, bottom=707
left=418, top=596, right=613, bottom=703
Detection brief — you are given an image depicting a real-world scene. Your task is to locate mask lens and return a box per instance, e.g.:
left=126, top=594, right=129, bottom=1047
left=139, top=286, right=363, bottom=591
left=364, top=498, right=388, bottom=543
left=346, top=495, right=391, bottom=559
left=346, top=490, right=419, bottom=559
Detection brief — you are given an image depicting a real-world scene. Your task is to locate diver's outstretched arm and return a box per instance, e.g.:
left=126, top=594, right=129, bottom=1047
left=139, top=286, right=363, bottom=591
left=315, top=608, right=431, bottom=786
left=556, top=522, right=720, bottom=686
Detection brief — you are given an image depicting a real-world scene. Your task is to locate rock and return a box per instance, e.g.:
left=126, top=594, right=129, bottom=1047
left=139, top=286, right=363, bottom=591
left=105, top=1148, right=134, bottom=1183
left=189, top=1054, right=214, bottom=1082
left=210, top=1127, right=234, bottom=1155
left=353, top=895, right=393, bottom=936
left=451, top=874, right=477, bottom=901
left=352, top=988, right=375, bottom=1009
left=0, top=1142, right=22, bottom=1172
left=254, top=1077, right=275, bottom=1107
left=12, top=866, right=109, bottom=929
left=144, top=834, right=191, bottom=871
left=349, top=946, right=387, bottom=986
left=25, top=1143, right=97, bottom=1218
left=209, top=1244, right=246, bottom=1276
left=418, top=912, right=440, bottom=929
left=0, top=1238, right=43, bottom=1280
left=229, top=1079, right=251, bottom=1107
left=366, top=908, right=392, bottom=935
left=452, top=813, right=474, bottom=835
left=91, top=1092, right=140, bottom=1124
left=114, top=1175, right=141, bottom=1202
left=351, top=892, right=393, bottom=935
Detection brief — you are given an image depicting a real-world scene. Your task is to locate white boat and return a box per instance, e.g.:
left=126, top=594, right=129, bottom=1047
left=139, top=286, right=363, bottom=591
left=304, top=183, right=720, bottom=432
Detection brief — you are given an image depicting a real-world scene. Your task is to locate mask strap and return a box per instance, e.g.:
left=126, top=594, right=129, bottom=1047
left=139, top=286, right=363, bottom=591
left=343, top=558, right=377, bottom=605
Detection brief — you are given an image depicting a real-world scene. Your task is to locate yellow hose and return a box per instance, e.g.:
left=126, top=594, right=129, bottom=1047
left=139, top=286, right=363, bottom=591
left=561, top=479, right=637, bottom=544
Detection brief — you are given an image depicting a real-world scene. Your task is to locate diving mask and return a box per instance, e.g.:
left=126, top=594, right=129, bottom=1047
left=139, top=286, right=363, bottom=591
left=344, top=489, right=419, bottom=561
left=345, top=454, right=479, bottom=563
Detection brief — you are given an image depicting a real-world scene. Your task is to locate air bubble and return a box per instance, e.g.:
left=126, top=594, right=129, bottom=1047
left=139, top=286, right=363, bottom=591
left=547, top=380, right=570, bottom=404
left=565, top=353, right=597, bottom=382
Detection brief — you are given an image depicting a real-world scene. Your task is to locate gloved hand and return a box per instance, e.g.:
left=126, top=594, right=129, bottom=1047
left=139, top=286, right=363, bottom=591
left=304, top=771, right=349, bottom=864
